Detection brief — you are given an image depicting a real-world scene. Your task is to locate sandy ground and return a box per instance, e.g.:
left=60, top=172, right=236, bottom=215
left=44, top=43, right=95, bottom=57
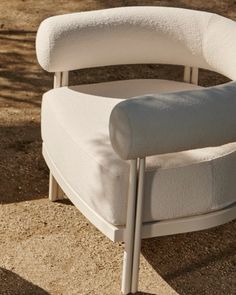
left=0, top=0, right=236, bottom=294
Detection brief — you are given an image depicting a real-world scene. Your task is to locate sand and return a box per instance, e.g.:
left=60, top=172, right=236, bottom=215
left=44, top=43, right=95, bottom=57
left=0, top=1, right=235, bottom=294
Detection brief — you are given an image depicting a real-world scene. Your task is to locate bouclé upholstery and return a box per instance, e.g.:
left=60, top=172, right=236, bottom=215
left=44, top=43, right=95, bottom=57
left=36, top=7, right=236, bottom=79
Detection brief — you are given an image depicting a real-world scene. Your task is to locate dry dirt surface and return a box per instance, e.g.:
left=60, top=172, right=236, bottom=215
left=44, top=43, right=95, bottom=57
left=0, top=1, right=236, bottom=295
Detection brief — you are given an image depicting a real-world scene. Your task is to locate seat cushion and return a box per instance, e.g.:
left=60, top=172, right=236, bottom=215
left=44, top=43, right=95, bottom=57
left=41, top=79, right=236, bottom=226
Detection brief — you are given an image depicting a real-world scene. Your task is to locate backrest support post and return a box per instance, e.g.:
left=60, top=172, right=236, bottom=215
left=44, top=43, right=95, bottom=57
left=184, top=66, right=199, bottom=85
left=191, top=67, right=199, bottom=85
left=62, top=71, right=69, bottom=86
left=54, top=71, right=69, bottom=88
left=184, top=66, right=191, bottom=83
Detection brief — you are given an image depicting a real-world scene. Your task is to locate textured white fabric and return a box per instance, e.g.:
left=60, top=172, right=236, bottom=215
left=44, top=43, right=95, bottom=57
left=41, top=79, right=236, bottom=225
left=109, top=81, right=236, bottom=160
left=36, top=7, right=236, bottom=79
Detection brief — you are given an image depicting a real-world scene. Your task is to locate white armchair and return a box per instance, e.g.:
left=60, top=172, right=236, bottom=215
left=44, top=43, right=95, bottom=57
left=36, top=7, right=236, bottom=294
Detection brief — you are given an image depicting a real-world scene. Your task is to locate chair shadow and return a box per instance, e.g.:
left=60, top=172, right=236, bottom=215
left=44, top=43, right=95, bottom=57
left=0, top=29, right=51, bottom=204
left=56, top=198, right=73, bottom=206
left=0, top=123, right=49, bottom=204
left=141, top=220, right=236, bottom=295
left=135, top=292, right=157, bottom=295
left=0, top=267, right=50, bottom=295
left=135, top=293, right=156, bottom=295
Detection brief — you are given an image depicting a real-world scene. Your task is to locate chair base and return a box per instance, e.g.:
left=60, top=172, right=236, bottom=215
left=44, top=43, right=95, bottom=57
left=44, top=144, right=236, bottom=294
left=44, top=144, right=236, bottom=242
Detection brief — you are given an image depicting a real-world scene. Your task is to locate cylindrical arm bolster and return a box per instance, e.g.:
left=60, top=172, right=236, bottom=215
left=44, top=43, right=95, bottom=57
left=109, top=82, right=236, bottom=160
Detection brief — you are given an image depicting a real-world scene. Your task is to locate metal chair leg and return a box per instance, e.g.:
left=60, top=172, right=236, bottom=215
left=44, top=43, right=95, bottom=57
left=121, top=158, right=146, bottom=294
left=122, top=160, right=138, bottom=295
left=49, top=172, right=64, bottom=201
left=131, top=158, right=145, bottom=293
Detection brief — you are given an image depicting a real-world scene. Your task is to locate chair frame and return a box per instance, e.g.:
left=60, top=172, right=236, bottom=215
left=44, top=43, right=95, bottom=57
left=45, top=67, right=236, bottom=294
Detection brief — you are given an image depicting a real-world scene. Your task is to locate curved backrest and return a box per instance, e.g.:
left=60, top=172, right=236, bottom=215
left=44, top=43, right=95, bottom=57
left=36, top=6, right=236, bottom=80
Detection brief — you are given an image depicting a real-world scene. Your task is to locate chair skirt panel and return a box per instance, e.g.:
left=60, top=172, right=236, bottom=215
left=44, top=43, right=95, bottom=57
left=41, top=79, right=236, bottom=227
